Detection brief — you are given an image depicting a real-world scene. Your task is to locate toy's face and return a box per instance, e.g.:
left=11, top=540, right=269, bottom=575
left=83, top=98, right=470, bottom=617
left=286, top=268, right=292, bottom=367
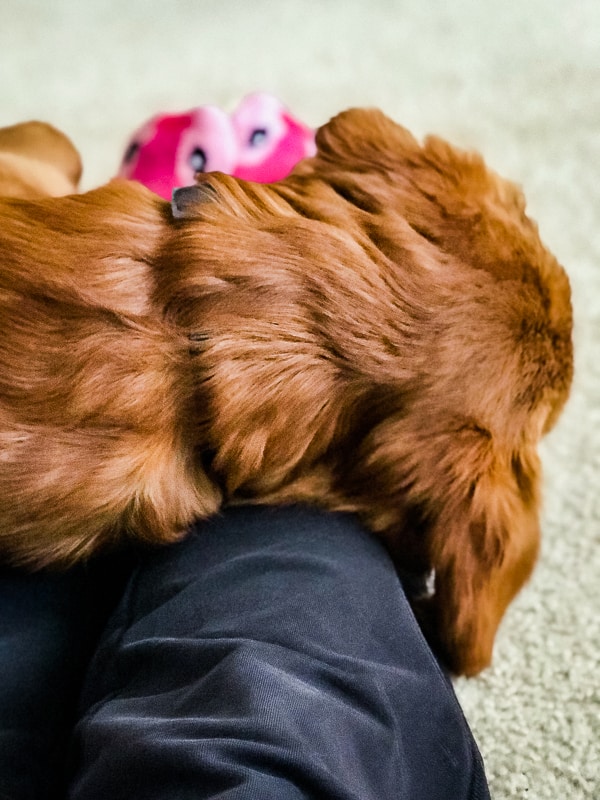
left=119, top=108, right=238, bottom=200
left=119, top=113, right=193, bottom=198
left=118, top=94, right=316, bottom=198
left=231, top=92, right=316, bottom=182
left=174, top=107, right=238, bottom=190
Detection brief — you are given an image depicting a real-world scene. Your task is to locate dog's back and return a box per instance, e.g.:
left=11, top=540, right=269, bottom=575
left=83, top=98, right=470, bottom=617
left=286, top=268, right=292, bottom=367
left=0, top=109, right=573, bottom=675
left=0, top=182, right=221, bottom=564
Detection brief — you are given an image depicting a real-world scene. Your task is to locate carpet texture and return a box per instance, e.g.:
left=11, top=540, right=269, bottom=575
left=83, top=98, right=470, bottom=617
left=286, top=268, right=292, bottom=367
left=1, top=1, right=598, bottom=797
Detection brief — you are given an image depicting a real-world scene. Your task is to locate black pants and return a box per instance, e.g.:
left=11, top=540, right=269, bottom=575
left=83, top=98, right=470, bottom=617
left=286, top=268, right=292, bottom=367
left=0, top=506, right=490, bottom=799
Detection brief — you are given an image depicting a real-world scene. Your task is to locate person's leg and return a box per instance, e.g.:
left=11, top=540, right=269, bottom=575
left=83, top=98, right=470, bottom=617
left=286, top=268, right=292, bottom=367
left=67, top=506, right=490, bottom=800
left=0, top=558, right=129, bottom=800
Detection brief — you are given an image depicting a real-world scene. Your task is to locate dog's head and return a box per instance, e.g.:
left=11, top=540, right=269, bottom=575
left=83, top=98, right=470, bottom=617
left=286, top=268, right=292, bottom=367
left=306, top=109, right=573, bottom=674
left=167, top=108, right=573, bottom=675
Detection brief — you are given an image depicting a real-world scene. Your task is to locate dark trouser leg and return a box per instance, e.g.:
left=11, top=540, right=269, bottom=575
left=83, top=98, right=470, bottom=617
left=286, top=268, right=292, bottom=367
left=67, top=506, right=490, bottom=800
left=0, top=557, right=128, bottom=800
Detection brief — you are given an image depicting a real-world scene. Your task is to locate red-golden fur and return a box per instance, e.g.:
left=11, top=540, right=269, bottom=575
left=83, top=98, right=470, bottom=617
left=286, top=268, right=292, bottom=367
left=0, top=109, right=573, bottom=675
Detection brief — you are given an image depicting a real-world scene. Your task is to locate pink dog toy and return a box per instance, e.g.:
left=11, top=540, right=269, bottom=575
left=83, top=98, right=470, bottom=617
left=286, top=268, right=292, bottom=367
left=118, top=92, right=316, bottom=199
left=230, top=92, right=316, bottom=182
left=118, top=106, right=236, bottom=199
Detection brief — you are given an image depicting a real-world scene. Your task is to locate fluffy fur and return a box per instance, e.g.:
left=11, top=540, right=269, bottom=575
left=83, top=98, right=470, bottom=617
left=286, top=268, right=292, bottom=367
left=0, top=109, right=573, bottom=676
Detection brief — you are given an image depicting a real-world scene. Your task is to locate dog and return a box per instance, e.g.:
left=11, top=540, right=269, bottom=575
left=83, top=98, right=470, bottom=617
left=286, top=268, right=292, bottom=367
left=0, top=109, right=573, bottom=676
left=0, top=120, right=81, bottom=199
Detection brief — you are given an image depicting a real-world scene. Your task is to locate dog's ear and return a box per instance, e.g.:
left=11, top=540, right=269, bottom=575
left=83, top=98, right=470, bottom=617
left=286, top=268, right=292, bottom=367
left=313, top=108, right=421, bottom=173
left=360, top=415, right=543, bottom=677
left=313, top=109, right=505, bottom=218
left=417, top=444, right=542, bottom=676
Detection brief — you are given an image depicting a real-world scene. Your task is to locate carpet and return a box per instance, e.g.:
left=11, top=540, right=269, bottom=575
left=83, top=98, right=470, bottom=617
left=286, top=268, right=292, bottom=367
left=1, top=1, right=598, bottom=796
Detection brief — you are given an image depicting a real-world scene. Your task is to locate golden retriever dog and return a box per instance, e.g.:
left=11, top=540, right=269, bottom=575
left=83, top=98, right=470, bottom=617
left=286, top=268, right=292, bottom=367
left=0, top=120, right=82, bottom=199
left=0, top=109, right=572, bottom=676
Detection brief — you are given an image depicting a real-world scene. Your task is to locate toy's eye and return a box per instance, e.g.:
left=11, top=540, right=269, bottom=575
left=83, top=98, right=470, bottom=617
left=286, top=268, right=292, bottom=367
left=123, top=141, right=140, bottom=164
left=249, top=128, right=268, bottom=147
left=189, top=147, right=207, bottom=173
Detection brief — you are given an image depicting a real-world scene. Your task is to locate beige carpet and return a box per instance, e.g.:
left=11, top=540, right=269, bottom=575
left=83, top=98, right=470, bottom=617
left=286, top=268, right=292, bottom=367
left=1, top=1, right=598, bottom=797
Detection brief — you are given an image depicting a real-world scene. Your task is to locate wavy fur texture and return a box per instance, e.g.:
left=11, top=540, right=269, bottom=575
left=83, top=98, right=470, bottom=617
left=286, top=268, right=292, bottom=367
left=0, top=108, right=573, bottom=675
